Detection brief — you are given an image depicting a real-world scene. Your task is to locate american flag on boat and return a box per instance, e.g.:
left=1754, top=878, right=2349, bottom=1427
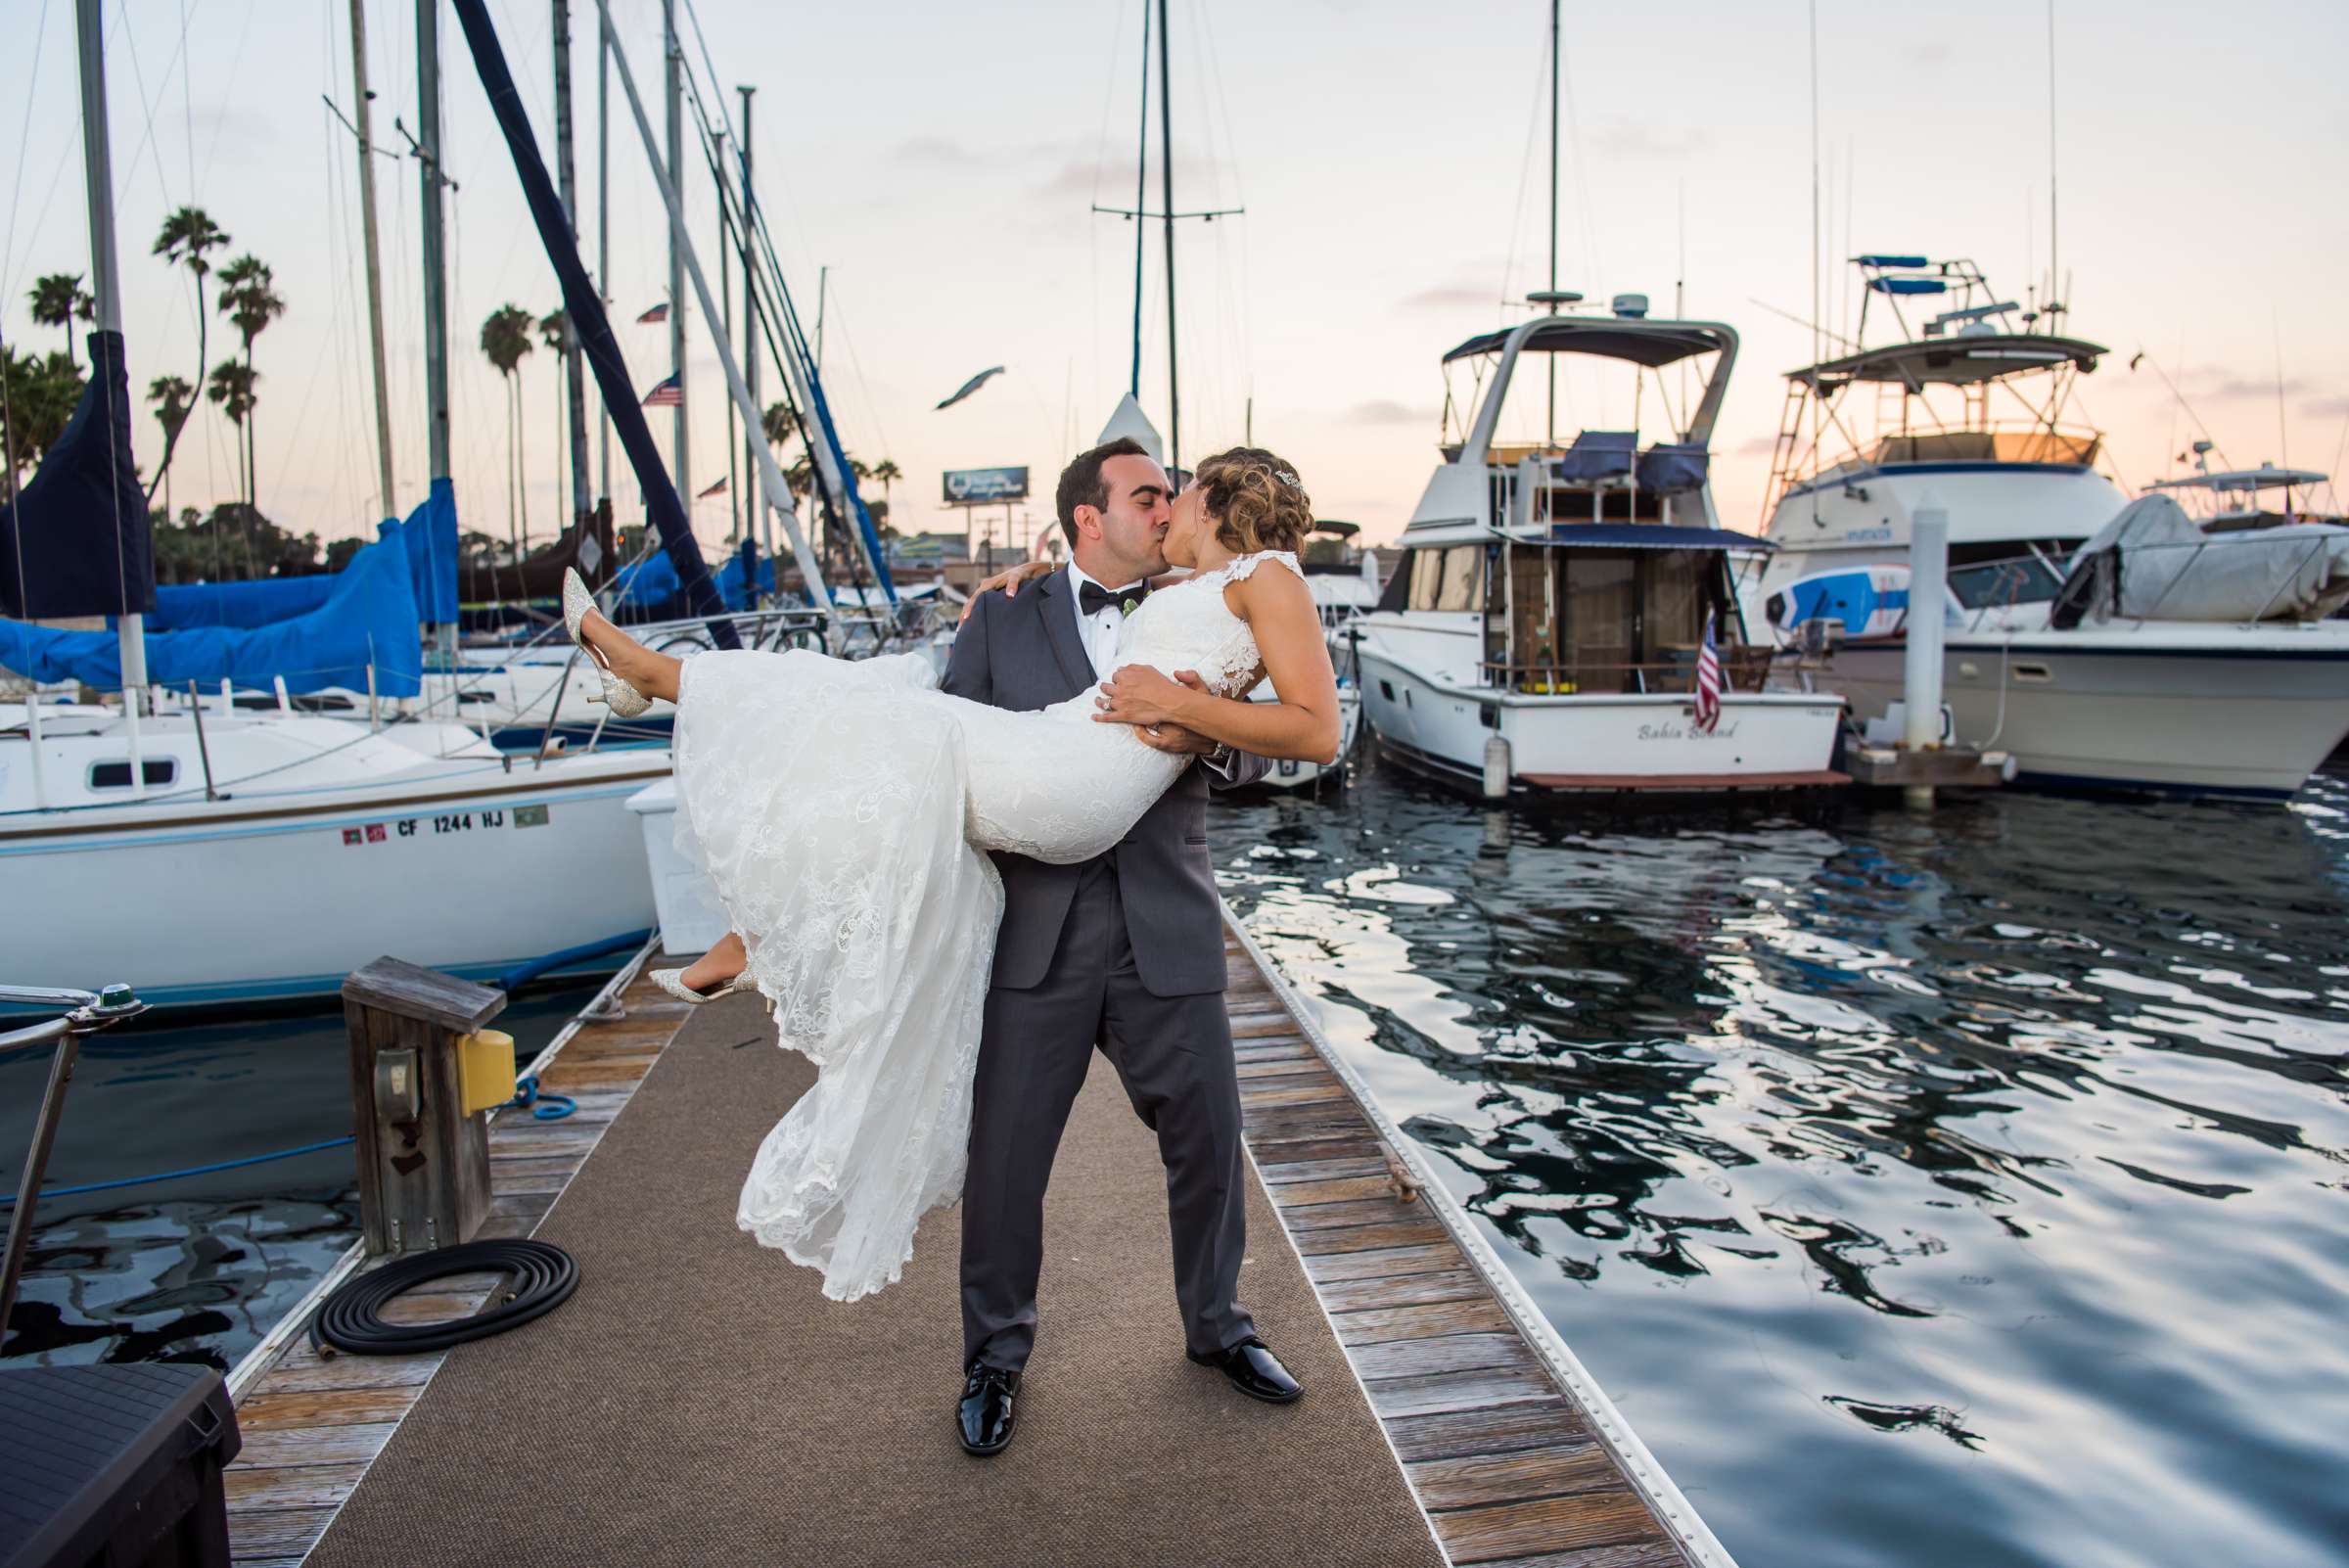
left=696, top=477, right=728, bottom=498
left=1692, top=610, right=1724, bottom=734
left=635, top=300, right=669, bottom=324
left=641, top=373, right=681, bottom=407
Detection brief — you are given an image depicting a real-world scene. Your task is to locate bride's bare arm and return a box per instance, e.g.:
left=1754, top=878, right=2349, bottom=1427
left=1089, top=566, right=1341, bottom=763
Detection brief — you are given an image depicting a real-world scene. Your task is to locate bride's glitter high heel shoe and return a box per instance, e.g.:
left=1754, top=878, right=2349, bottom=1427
left=563, top=568, right=653, bottom=718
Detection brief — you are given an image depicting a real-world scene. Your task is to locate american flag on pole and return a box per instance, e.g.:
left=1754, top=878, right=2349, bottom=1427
left=696, top=477, right=728, bottom=498
left=1692, top=610, right=1724, bottom=734
left=635, top=300, right=669, bottom=324
left=641, top=373, right=682, bottom=407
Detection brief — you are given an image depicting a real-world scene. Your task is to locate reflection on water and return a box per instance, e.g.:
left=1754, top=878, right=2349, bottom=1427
left=1215, top=764, right=2349, bottom=1568
left=0, top=981, right=605, bottom=1371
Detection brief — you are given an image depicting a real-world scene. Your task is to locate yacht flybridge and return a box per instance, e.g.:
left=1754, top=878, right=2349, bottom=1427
left=1746, top=255, right=2130, bottom=614
left=1351, top=300, right=1844, bottom=796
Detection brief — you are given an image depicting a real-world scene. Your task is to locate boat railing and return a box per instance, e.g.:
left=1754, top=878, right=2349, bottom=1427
left=1478, top=647, right=1775, bottom=696
left=0, top=981, right=147, bottom=1333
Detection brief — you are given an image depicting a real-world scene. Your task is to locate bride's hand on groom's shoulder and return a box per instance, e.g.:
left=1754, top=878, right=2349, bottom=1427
left=957, top=560, right=1055, bottom=623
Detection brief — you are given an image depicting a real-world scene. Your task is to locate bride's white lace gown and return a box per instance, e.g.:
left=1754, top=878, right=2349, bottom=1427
left=670, top=550, right=1302, bottom=1301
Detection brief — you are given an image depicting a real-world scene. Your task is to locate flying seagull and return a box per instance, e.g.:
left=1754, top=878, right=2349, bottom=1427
left=937, top=365, right=1005, bottom=411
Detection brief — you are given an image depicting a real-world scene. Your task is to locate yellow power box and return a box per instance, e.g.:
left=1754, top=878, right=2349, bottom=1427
left=457, top=1029, right=518, bottom=1118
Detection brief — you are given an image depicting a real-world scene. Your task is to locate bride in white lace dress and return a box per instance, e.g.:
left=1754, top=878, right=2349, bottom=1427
left=561, top=447, right=1340, bottom=1301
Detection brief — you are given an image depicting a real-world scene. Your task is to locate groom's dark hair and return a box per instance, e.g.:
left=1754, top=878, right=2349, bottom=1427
left=1055, top=437, right=1150, bottom=546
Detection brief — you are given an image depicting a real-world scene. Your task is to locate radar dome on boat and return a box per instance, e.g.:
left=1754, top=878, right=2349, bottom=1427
left=1611, top=294, right=1649, bottom=319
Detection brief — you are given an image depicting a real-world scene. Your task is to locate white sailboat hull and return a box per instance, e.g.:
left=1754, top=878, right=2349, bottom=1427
left=1, top=714, right=667, bottom=1006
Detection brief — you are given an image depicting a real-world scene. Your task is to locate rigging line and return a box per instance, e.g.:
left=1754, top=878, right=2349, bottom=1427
left=1497, top=34, right=1547, bottom=318
left=1, top=0, right=56, bottom=304
left=194, top=0, right=262, bottom=201
left=1555, top=32, right=1598, bottom=294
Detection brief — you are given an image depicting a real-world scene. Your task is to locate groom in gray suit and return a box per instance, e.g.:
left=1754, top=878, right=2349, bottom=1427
left=942, top=438, right=1304, bottom=1456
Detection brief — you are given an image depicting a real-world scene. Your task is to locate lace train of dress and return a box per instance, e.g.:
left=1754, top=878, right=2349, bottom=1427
left=669, top=550, right=1302, bottom=1301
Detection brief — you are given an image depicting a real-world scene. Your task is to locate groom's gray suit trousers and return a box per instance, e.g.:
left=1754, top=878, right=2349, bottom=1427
left=960, top=856, right=1256, bottom=1372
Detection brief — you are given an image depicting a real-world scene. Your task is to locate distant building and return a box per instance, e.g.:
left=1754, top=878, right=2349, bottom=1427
left=890, top=531, right=972, bottom=567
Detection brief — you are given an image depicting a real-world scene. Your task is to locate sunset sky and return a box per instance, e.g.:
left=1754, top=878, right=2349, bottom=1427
left=5, top=0, right=2345, bottom=559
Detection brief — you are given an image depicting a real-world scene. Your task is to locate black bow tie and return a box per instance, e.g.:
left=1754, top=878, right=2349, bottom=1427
left=1078, top=578, right=1150, bottom=617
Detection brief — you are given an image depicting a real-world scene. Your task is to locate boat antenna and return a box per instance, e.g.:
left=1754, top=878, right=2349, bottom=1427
left=1129, top=0, right=1149, bottom=399
left=1159, top=0, right=1177, bottom=471
left=2045, top=0, right=2060, bottom=321
left=1546, top=0, right=1558, bottom=448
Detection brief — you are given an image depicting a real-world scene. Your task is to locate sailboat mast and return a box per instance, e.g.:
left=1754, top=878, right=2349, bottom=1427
left=73, top=0, right=146, bottom=769
left=1546, top=0, right=1558, bottom=448
left=347, top=0, right=397, bottom=521
left=1128, top=0, right=1149, bottom=399
left=417, top=0, right=451, bottom=491
left=1159, top=0, right=1177, bottom=472
left=739, top=85, right=765, bottom=575
left=664, top=0, right=688, bottom=516
left=596, top=2, right=612, bottom=505
left=553, top=0, right=591, bottom=539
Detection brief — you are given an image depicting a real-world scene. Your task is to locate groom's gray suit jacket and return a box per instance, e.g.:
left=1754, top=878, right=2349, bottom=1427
left=941, top=566, right=1269, bottom=994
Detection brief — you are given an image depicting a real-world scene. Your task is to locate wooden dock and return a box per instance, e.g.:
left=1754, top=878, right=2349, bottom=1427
left=219, top=924, right=1733, bottom=1567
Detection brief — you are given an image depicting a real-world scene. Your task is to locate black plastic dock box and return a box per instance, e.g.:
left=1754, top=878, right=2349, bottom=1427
left=0, top=1363, right=242, bottom=1568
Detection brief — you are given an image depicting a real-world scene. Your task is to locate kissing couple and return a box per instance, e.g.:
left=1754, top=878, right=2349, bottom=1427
left=561, top=438, right=1342, bottom=1455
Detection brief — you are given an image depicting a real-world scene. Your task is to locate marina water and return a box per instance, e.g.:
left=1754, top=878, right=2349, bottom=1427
left=0, top=981, right=604, bottom=1372
left=1216, top=765, right=2349, bottom=1568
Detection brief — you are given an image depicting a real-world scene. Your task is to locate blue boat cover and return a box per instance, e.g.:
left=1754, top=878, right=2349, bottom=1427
left=1867, top=277, right=1947, bottom=296
left=1855, top=254, right=1928, bottom=268
left=143, top=479, right=461, bottom=631
left=1635, top=443, right=1710, bottom=495
left=0, top=330, right=154, bottom=621
left=1552, top=431, right=1637, bottom=484
left=714, top=538, right=773, bottom=611
left=0, top=518, right=424, bottom=696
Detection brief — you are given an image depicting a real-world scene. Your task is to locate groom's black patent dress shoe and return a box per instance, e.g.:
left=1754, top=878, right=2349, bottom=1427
left=957, top=1360, right=1021, bottom=1456
left=1187, top=1336, right=1304, bottom=1404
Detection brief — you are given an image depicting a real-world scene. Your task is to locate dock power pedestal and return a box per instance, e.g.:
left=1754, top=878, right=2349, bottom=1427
left=343, top=957, right=511, bottom=1256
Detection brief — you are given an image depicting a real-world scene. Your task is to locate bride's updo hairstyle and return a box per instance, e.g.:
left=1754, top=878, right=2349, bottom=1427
left=1191, top=446, right=1313, bottom=558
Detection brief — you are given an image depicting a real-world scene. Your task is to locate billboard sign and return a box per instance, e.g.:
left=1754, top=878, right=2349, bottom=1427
left=944, top=466, right=1030, bottom=504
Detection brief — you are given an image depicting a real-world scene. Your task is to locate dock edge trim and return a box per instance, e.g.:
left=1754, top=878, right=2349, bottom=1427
left=1221, top=899, right=1741, bottom=1568
left=223, top=936, right=661, bottom=1404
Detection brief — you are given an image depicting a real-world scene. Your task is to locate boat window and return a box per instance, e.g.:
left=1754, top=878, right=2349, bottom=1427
left=1405, top=544, right=1485, bottom=613
left=1433, top=545, right=1483, bottom=612
left=1948, top=554, right=2064, bottom=608
left=88, top=758, right=177, bottom=790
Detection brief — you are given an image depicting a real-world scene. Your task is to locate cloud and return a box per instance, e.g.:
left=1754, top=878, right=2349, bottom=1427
left=2195, top=374, right=2312, bottom=402
left=2302, top=393, right=2349, bottom=420
left=1034, top=152, right=1231, bottom=203
left=889, top=135, right=984, bottom=168
left=1904, top=41, right=1951, bottom=72
left=1347, top=399, right=1437, bottom=426
left=1588, top=120, right=1713, bottom=161
left=1400, top=283, right=1495, bottom=311
left=1734, top=435, right=1779, bottom=457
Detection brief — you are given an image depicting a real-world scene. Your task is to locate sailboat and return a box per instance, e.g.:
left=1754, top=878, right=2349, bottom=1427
left=0, top=2, right=681, bottom=1008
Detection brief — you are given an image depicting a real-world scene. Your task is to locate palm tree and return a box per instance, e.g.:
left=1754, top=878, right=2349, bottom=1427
left=146, top=376, right=195, bottom=516
left=761, top=400, right=796, bottom=459
left=28, top=273, right=94, bottom=368
left=867, top=458, right=901, bottom=525
left=479, top=303, right=534, bottom=559
left=206, top=358, right=259, bottom=576
left=151, top=207, right=229, bottom=503
left=537, top=308, right=569, bottom=530
left=216, top=254, right=285, bottom=510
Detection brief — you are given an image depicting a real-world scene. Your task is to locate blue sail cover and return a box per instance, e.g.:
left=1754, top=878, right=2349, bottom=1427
left=145, top=479, right=460, bottom=630
left=0, top=329, right=154, bottom=620
left=0, top=518, right=424, bottom=696
left=715, top=538, right=772, bottom=611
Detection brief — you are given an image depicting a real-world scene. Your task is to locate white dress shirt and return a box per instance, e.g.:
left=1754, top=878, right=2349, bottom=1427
left=1065, top=560, right=1149, bottom=678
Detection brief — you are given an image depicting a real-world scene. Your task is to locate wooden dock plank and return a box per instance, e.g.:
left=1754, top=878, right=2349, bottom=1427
left=227, top=1506, right=338, bottom=1564
left=1427, top=1491, right=1667, bottom=1564
left=1348, top=1331, right=1545, bottom=1382
left=1329, top=1295, right=1516, bottom=1345
left=1302, top=1242, right=1464, bottom=1284
left=1406, top=1442, right=1622, bottom=1512
left=1379, top=1400, right=1596, bottom=1464
left=1316, top=1268, right=1496, bottom=1314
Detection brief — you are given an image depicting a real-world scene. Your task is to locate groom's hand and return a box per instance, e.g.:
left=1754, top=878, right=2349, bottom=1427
left=958, top=560, right=1055, bottom=623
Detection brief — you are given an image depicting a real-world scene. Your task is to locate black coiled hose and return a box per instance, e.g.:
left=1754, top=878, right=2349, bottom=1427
left=309, top=1238, right=579, bottom=1356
